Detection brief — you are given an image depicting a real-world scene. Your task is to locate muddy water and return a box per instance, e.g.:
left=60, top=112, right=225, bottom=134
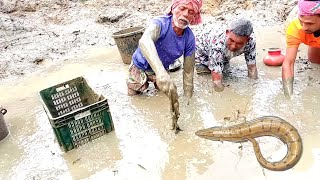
left=0, top=26, right=320, bottom=180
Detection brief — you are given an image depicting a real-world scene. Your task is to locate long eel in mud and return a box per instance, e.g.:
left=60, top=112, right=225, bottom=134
left=195, top=116, right=303, bottom=171
left=168, top=84, right=181, bottom=134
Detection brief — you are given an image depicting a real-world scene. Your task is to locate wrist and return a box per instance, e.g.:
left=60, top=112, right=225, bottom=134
left=157, top=69, right=168, bottom=76
left=211, top=71, right=222, bottom=81
left=248, top=65, right=258, bottom=79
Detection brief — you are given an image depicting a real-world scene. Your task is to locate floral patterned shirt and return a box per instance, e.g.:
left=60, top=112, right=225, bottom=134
left=194, top=24, right=256, bottom=74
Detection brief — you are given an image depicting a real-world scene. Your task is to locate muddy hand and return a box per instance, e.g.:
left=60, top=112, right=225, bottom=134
left=213, top=80, right=224, bottom=92
left=283, top=77, right=293, bottom=98
left=156, top=72, right=172, bottom=94
left=247, top=64, right=258, bottom=79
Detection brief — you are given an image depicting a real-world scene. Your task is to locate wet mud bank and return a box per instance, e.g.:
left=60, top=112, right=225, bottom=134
left=1, top=0, right=297, bottom=80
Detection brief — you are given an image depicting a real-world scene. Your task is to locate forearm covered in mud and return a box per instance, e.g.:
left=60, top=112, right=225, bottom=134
left=183, top=53, right=195, bottom=98
left=282, top=58, right=295, bottom=80
left=282, top=65, right=294, bottom=97
left=282, top=47, right=297, bottom=97
left=139, top=23, right=166, bottom=75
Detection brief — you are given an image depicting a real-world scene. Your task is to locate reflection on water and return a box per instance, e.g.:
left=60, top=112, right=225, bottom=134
left=0, top=26, right=320, bottom=179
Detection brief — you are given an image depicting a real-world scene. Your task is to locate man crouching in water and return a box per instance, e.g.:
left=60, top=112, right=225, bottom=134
left=282, top=0, right=320, bottom=97
left=195, top=18, right=258, bottom=92
left=126, top=0, right=202, bottom=132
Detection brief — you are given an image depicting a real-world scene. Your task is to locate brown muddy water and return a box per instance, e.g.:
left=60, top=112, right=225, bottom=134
left=0, top=26, right=320, bottom=180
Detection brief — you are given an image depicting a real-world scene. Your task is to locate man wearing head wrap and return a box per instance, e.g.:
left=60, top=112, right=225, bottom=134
left=126, top=0, right=202, bottom=132
left=282, top=0, right=320, bottom=97
left=194, top=18, right=258, bottom=92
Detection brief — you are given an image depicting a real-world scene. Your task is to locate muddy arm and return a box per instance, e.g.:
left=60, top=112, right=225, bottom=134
left=139, top=23, right=165, bottom=75
left=139, top=23, right=175, bottom=95
left=183, top=52, right=195, bottom=98
left=208, top=50, right=225, bottom=92
left=244, top=35, right=258, bottom=79
left=282, top=47, right=298, bottom=97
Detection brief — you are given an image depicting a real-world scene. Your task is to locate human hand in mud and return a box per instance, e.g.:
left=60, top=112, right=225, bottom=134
left=211, top=71, right=224, bottom=92
left=213, top=80, right=224, bottom=92
left=283, top=77, right=293, bottom=98
left=182, top=86, right=193, bottom=105
left=247, top=64, right=258, bottom=79
left=182, top=94, right=191, bottom=105
left=156, top=72, right=174, bottom=94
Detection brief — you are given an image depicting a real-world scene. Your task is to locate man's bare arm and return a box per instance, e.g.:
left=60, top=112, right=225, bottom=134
left=282, top=47, right=298, bottom=97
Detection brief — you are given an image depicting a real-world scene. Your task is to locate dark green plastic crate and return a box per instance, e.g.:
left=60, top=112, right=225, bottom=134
left=39, top=77, right=114, bottom=152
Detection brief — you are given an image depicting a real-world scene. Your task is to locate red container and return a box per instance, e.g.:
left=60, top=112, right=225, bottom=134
left=263, top=48, right=285, bottom=66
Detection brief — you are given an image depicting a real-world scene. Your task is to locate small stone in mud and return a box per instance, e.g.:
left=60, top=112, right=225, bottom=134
left=72, top=158, right=81, bottom=164
left=33, top=58, right=44, bottom=65
left=112, top=170, right=118, bottom=176
left=96, top=12, right=127, bottom=23
left=23, top=5, right=37, bottom=12
left=72, top=30, right=80, bottom=35
left=137, top=164, right=146, bottom=170
left=224, top=117, right=231, bottom=121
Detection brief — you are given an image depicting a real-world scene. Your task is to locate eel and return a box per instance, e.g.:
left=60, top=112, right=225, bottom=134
left=169, top=84, right=181, bottom=134
left=195, top=116, right=303, bottom=171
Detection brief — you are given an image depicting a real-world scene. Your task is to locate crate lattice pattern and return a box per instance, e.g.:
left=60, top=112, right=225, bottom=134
left=51, top=86, right=84, bottom=116
left=67, top=111, right=106, bottom=147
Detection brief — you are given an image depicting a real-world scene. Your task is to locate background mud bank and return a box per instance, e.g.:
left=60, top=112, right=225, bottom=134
left=1, top=0, right=297, bottom=79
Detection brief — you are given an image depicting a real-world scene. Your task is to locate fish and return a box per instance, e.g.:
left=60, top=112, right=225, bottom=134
left=169, top=84, right=181, bottom=134
left=195, top=116, right=303, bottom=171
